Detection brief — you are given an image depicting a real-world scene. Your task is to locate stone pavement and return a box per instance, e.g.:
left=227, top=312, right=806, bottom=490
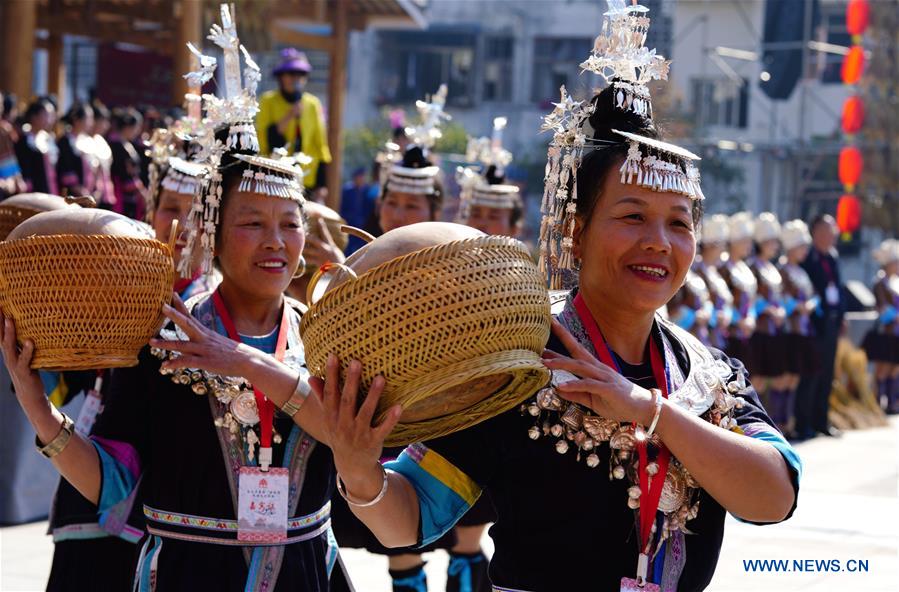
left=1, top=419, right=896, bottom=591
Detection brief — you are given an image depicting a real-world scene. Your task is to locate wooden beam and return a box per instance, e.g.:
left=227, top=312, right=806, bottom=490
left=271, top=24, right=335, bottom=53
left=53, top=0, right=172, bottom=24
left=172, top=0, right=202, bottom=106
left=37, top=13, right=171, bottom=52
left=1, top=0, right=38, bottom=101
left=47, top=33, right=66, bottom=106
left=325, top=0, right=348, bottom=211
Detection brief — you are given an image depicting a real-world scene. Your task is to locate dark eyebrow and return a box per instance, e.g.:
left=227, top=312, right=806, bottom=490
left=234, top=205, right=264, bottom=215
left=615, top=196, right=649, bottom=207
left=616, top=196, right=691, bottom=215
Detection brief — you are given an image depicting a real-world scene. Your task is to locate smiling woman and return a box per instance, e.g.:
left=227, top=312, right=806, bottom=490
left=85, top=3, right=803, bottom=592
left=0, top=6, right=354, bottom=591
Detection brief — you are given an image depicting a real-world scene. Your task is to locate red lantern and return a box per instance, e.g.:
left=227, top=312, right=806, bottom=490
left=842, top=46, right=865, bottom=84
left=836, top=194, right=861, bottom=234
left=841, top=96, right=865, bottom=134
left=839, top=146, right=863, bottom=188
left=846, top=0, right=870, bottom=36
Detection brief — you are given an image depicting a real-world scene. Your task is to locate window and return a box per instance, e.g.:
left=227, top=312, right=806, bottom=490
left=691, top=78, right=749, bottom=129
left=377, top=30, right=476, bottom=108
left=531, top=37, right=592, bottom=104
left=483, top=36, right=514, bottom=102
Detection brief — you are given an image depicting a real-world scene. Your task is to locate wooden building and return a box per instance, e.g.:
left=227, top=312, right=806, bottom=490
left=0, top=0, right=426, bottom=208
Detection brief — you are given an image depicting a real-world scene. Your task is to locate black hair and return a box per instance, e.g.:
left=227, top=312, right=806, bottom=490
left=2, top=93, right=15, bottom=118
left=381, top=146, right=444, bottom=217
left=111, top=107, right=142, bottom=130
left=92, top=102, right=110, bottom=121
left=62, top=102, right=93, bottom=127
left=809, top=213, right=835, bottom=233
left=23, top=97, right=54, bottom=122
left=574, top=84, right=703, bottom=229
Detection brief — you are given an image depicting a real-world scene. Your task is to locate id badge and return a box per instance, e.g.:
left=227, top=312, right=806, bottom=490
left=825, top=282, right=840, bottom=306
left=620, top=578, right=660, bottom=592
left=238, top=466, right=289, bottom=543
left=74, top=390, right=103, bottom=437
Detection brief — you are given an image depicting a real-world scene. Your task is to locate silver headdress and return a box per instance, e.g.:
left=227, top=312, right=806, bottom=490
left=456, top=117, right=521, bottom=221
left=161, top=157, right=208, bottom=198
left=380, top=85, right=450, bottom=197
left=581, top=0, right=670, bottom=117
left=405, top=84, right=451, bottom=151
left=538, top=0, right=703, bottom=289
left=146, top=127, right=180, bottom=216
left=178, top=4, right=307, bottom=277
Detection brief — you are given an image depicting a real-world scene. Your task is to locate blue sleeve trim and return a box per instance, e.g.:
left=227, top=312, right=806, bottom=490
left=92, top=440, right=139, bottom=512
left=735, top=427, right=802, bottom=525
left=385, top=451, right=476, bottom=547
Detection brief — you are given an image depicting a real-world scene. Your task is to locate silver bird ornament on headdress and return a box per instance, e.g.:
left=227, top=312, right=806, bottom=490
left=405, top=84, right=452, bottom=151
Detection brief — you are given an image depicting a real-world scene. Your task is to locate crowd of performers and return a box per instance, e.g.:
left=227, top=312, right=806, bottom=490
left=0, top=1, right=892, bottom=591
left=670, top=212, right=899, bottom=439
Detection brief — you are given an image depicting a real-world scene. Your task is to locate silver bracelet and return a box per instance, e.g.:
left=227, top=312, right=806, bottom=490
left=280, top=370, right=310, bottom=418
left=646, top=388, right=664, bottom=437
left=336, top=464, right=389, bottom=508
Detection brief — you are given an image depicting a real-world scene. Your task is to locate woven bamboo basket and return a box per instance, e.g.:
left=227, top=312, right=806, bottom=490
left=0, top=212, right=174, bottom=371
left=300, top=234, right=551, bottom=446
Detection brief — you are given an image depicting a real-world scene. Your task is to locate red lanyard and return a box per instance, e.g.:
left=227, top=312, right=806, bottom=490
left=212, top=290, right=290, bottom=470
left=820, top=256, right=835, bottom=283
left=573, top=293, right=671, bottom=556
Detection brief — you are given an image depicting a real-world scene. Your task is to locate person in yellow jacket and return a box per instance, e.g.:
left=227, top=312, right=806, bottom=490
left=256, top=48, right=331, bottom=200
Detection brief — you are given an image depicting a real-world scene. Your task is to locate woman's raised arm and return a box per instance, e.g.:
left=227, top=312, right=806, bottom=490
left=1, top=310, right=102, bottom=504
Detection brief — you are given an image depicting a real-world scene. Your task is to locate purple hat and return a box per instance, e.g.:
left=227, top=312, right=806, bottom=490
left=273, top=48, right=312, bottom=75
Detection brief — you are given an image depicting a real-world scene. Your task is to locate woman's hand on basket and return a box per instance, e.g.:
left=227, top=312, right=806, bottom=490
left=150, top=293, right=257, bottom=377
left=308, top=354, right=402, bottom=487
left=0, top=307, right=46, bottom=408
left=542, top=320, right=655, bottom=425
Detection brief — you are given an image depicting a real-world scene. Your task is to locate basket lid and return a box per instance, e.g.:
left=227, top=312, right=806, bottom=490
left=0, top=193, right=77, bottom=213
left=6, top=208, right=157, bottom=242
left=342, top=222, right=483, bottom=278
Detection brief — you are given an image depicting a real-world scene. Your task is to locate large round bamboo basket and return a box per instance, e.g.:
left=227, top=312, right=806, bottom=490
left=300, top=230, right=551, bottom=446
left=0, top=209, right=174, bottom=370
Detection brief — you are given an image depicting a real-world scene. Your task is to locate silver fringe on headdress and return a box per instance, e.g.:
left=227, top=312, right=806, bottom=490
left=456, top=117, right=520, bottom=222
left=177, top=4, right=306, bottom=278
left=538, top=0, right=703, bottom=290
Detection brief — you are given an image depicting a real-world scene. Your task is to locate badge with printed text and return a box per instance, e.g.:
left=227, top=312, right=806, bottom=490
left=74, top=390, right=103, bottom=437
left=620, top=578, right=661, bottom=592
left=237, top=466, right=288, bottom=543
left=825, top=282, right=840, bottom=306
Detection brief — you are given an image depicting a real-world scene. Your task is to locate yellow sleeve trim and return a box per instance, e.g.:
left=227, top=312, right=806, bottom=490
left=417, top=448, right=481, bottom=506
